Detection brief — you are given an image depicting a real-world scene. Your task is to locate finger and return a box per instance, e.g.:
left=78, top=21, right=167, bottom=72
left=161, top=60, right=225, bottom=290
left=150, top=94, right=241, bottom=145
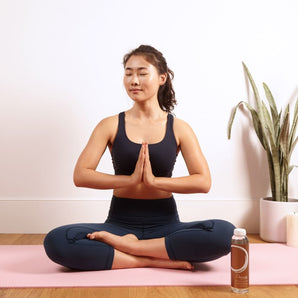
left=144, top=142, right=150, bottom=163
left=144, top=144, right=152, bottom=172
left=137, top=144, right=145, bottom=170
left=142, top=142, right=146, bottom=158
left=137, top=142, right=145, bottom=161
left=131, top=144, right=145, bottom=183
left=133, top=144, right=144, bottom=172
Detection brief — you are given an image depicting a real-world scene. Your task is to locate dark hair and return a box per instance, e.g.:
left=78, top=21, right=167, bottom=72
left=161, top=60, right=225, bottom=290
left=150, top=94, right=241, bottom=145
left=123, top=45, right=177, bottom=113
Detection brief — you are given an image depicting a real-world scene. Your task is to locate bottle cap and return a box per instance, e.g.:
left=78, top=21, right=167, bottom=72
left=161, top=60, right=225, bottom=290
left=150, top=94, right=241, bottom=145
left=234, top=228, right=246, bottom=236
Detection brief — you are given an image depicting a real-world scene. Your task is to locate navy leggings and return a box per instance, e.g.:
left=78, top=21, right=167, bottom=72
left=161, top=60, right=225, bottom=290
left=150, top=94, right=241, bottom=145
left=44, top=196, right=235, bottom=271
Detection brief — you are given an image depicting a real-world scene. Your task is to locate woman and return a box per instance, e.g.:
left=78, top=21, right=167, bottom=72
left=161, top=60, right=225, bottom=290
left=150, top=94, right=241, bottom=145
left=44, top=45, right=235, bottom=271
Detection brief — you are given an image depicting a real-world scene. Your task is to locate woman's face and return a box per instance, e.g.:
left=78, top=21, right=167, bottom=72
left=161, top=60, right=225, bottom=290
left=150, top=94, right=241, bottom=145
left=123, top=55, right=166, bottom=103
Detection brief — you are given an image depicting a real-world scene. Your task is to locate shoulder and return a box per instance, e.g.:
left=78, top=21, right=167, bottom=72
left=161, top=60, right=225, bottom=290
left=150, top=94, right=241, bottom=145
left=91, top=114, right=119, bottom=141
left=173, top=116, right=198, bottom=145
left=94, top=113, right=120, bottom=130
left=173, top=116, right=195, bottom=135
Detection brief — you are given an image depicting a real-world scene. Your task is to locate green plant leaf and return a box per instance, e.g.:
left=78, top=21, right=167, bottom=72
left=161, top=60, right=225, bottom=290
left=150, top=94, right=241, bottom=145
left=280, top=105, right=290, bottom=161
left=227, top=101, right=243, bottom=139
left=265, top=149, right=276, bottom=200
left=227, top=101, right=268, bottom=150
left=242, top=62, right=268, bottom=146
left=261, top=101, right=275, bottom=148
left=289, top=136, right=298, bottom=158
left=263, top=82, right=279, bottom=127
left=242, top=62, right=262, bottom=111
left=289, top=98, right=298, bottom=151
left=228, top=63, right=297, bottom=202
left=289, top=165, right=298, bottom=174
left=271, top=147, right=282, bottom=201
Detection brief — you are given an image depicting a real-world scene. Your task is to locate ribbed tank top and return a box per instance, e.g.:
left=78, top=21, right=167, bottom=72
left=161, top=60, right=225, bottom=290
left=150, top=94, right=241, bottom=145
left=111, top=112, right=177, bottom=177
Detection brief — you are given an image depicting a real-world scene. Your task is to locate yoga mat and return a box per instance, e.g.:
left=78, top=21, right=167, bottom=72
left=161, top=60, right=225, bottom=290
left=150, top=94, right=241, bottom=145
left=0, top=244, right=297, bottom=288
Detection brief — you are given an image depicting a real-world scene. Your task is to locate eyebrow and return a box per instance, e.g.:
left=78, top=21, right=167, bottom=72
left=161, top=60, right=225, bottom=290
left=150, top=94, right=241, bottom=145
left=125, top=67, right=149, bottom=71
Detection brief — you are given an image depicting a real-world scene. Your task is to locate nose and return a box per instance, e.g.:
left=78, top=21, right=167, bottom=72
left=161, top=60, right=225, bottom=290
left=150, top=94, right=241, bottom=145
left=130, top=74, right=140, bottom=86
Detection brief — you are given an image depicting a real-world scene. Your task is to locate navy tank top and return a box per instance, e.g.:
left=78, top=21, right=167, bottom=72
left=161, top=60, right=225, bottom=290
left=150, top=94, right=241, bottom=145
left=111, top=112, right=177, bottom=177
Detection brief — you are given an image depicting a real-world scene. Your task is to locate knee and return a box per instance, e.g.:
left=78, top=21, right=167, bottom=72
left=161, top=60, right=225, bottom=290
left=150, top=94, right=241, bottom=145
left=43, top=226, right=114, bottom=271
left=43, top=226, right=69, bottom=265
left=198, top=220, right=235, bottom=261
left=213, top=219, right=235, bottom=255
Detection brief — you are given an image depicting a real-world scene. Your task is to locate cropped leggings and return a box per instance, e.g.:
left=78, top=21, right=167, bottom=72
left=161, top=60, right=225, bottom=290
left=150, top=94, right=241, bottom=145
left=44, top=196, right=235, bottom=271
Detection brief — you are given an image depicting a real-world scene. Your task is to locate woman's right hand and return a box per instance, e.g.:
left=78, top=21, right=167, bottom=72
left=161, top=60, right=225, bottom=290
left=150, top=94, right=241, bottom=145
left=130, top=143, right=146, bottom=185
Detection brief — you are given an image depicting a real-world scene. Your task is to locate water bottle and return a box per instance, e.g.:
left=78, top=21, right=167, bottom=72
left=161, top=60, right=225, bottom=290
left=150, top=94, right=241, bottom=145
left=231, top=228, right=249, bottom=293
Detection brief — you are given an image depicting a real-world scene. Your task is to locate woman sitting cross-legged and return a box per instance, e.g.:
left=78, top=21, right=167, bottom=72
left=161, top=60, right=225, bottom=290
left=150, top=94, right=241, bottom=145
left=44, top=45, right=235, bottom=271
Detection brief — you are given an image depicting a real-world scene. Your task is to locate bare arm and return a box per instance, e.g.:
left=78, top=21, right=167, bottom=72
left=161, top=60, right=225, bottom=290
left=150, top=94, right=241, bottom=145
left=143, top=118, right=211, bottom=194
left=73, top=116, right=144, bottom=190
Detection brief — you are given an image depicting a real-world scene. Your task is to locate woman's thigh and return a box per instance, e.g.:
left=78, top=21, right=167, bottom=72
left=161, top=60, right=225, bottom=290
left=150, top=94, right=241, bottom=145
left=163, top=219, right=235, bottom=262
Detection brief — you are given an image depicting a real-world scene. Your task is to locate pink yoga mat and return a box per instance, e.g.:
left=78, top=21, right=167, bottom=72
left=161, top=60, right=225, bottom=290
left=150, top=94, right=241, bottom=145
left=0, top=244, right=297, bottom=288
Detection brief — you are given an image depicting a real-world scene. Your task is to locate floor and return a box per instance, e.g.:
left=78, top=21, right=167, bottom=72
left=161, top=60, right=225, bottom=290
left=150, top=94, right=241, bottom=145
left=0, top=234, right=297, bottom=298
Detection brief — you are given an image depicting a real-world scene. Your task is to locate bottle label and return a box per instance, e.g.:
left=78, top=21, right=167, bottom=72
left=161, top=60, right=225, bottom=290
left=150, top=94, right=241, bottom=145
left=231, top=243, right=249, bottom=289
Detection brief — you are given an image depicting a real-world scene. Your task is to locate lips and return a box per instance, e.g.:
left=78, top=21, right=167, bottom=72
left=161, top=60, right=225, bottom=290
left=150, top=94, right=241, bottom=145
left=130, top=89, right=142, bottom=92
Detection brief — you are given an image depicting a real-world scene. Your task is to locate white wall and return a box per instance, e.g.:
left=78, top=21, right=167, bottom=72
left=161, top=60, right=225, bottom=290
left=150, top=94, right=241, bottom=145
left=0, top=0, right=297, bottom=233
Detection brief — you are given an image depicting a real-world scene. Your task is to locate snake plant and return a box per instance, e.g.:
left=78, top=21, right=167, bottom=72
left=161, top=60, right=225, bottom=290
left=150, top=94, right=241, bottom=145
left=228, top=62, right=298, bottom=202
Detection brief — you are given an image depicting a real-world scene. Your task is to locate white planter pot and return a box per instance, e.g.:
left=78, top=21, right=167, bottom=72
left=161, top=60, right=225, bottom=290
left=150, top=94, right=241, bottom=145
left=260, top=197, right=298, bottom=242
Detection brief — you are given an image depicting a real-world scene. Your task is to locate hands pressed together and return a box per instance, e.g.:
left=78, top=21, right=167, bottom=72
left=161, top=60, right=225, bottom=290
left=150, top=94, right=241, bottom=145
left=131, top=142, right=155, bottom=187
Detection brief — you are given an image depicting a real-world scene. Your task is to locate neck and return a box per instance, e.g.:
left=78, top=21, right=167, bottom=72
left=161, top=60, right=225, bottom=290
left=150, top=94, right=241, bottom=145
left=129, top=102, right=166, bottom=120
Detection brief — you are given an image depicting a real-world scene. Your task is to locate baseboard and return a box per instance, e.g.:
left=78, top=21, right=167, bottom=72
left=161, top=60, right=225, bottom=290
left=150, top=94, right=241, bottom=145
left=0, top=198, right=260, bottom=233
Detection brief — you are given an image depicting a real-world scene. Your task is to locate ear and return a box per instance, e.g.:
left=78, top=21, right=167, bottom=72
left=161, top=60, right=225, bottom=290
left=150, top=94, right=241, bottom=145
left=159, top=73, right=167, bottom=86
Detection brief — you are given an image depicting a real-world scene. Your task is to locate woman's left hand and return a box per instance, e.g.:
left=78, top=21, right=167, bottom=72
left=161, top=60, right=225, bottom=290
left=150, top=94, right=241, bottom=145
left=142, top=142, right=156, bottom=187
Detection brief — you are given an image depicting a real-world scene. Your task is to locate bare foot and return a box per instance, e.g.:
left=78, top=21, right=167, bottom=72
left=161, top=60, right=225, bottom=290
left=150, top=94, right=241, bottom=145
left=143, top=257, right=194, bottom=270
left=87, top=231, right=191, bottom=270
left=87, top=232, right=194, bottom=271
left=113, top=249, right=194, bottom=270
left=87, top=231, right=138, bottom=255
left=87, top=231, right=137, bottom=242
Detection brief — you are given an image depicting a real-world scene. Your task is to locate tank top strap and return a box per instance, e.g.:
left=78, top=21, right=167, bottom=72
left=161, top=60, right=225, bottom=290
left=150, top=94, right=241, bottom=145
left=167, top=113, right=173, bottom=128
left=165, top=113, right=175, bottom=140
left=117, top=112, right=126, bottom=137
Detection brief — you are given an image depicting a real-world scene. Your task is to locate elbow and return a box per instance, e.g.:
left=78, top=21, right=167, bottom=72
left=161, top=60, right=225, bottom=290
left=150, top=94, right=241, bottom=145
left=73, top=170, right=84, bottom=188
left=201, top=180, right=211, bottom=193
left=202, top=176, right=212, bottom=193
left=73, top=176, right=82, bottom=188
left=195, top=174, right=211, bottom=194
left=73, top=178, right=81, bottom=188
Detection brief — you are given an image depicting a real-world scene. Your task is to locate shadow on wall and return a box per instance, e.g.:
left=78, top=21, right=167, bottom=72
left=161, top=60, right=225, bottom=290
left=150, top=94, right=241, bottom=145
left=240, top=119, right=268, bottom=229
left=240, top=113, right=270, bottom=199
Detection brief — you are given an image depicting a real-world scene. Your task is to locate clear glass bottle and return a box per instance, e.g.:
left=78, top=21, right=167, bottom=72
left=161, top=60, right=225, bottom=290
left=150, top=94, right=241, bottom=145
left=231, top=228, right=249, bottom=294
